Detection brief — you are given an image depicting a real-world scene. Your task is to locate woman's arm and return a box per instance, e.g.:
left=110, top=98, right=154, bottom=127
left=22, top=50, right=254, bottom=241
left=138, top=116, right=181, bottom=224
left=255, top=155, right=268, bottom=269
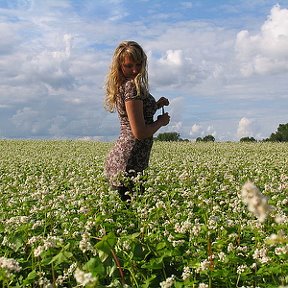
left=125, top=99, right=170, bottom=140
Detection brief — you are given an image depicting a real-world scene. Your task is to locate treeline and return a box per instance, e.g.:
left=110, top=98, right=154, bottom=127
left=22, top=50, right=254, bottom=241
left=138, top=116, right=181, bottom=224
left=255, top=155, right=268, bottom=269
left=154, top=132, right=189, bottom=142
left=154, top=132, right=215, bottom=142
left=155, top=123, right=288, bottom=142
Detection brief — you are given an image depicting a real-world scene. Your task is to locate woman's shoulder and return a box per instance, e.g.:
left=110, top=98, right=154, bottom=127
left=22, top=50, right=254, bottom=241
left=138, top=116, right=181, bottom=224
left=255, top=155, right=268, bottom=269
left=124, top=79, right=136, bottom=90
left=123, top=80, right=141, bottom=101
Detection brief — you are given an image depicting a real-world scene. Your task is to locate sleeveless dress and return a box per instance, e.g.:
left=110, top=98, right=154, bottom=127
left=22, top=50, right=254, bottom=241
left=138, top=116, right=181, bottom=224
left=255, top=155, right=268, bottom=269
left=104, top=80, right=157, bottom=188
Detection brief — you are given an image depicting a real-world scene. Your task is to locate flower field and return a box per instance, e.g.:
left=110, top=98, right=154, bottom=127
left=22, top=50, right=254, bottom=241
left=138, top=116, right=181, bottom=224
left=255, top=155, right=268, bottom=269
left=0, top=140, right=287, bottom=287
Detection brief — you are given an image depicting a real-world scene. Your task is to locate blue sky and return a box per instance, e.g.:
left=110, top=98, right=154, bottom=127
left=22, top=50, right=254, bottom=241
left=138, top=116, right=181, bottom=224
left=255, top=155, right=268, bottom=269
left=0, top=0, right=288, bottom=141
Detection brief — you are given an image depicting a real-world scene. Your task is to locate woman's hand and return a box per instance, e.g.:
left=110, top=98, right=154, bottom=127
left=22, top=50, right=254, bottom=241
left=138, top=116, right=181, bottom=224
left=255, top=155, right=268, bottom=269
left=126, top=99, right=170, bottom=139
left=157, top=113, right=170, bottom=126
left=156, top=97, right=169, bottom=109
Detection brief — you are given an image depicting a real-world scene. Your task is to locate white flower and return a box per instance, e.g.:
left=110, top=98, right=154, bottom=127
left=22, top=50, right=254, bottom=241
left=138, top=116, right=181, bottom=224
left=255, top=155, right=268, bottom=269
left=237, top=264, right=247, bottom=274
left=275, top=213, right=288, bottom=224
left=122, top=240, right=131, bottom=251
left=79, top=206, right=89, bottom=214
left=79, top=232, right=94, bottom=254
left=241, top=181, right=272, bottom=222
left=275, top=245, right=288, bottom=255
left=218, top=252, right=226, bottom=262
left=172, top=239, right=185, bottom=247
left=160, top=275, right=175, bottom=288
left=182, top=266, right=191, bottom=281
left=27, top=236, right=42, bottom=245
left=198, top=283, right=209, bottom=288
left=192, top=220, right=201, bottom=236
left=196, top=259, right=210, bottom=273
left=33, top=236, right=63, bottom=257
left=74, top=268, right=97, bottom=286
left=34, top=245, right=45, bottom=257
left=56, top=262, right=77, bottom=285
left=32, top=220, right=44, bottom=230
left=253, top=247, right=270, bottom=263
left=0, top=257, right=21, bottom=273
left=174, top=220, right=191, bottom=234
left=227, top=243, right=235, bottom=253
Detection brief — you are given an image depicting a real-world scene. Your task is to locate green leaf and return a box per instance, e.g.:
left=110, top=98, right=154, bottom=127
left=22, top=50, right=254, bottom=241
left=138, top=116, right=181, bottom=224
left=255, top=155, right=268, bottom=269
left=48, top=250, right=73, bottom=266
left=156, top=242, right=166, bottom=251
left=95, top=232, right=117, bottom=255
left=98, top=250, right=109, bottom=262
left=174, top=282, right=184, bottom=288
left=141, top=256, right=165, bottom=270
left=141, top=274, right=157, bottom=288
left=84, top=258, right=105, bottom=276
left=22, top=270, right=38, bottom=285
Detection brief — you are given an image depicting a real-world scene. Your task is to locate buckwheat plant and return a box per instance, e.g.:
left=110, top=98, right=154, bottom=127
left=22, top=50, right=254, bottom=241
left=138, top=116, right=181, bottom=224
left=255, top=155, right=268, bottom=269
left=0, top=140, right=287, bottom=287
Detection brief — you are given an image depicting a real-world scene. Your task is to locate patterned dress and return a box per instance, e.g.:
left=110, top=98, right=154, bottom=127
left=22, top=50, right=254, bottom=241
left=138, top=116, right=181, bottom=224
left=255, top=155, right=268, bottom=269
left=104, top=80, right=157, bottom=188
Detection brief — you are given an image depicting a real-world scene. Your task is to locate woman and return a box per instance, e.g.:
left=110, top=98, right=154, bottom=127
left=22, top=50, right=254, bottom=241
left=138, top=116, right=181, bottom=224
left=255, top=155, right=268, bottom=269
left=104, top=41, right=170, bottom=201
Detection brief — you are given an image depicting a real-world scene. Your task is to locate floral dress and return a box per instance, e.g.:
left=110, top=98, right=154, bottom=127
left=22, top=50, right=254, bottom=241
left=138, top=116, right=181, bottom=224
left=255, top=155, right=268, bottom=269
left=104, top=80, right=157, bottom=188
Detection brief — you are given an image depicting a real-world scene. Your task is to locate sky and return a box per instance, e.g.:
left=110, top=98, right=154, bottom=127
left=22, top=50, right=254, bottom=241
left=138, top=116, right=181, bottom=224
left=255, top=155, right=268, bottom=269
left=0, top=0, right=288, bottom=141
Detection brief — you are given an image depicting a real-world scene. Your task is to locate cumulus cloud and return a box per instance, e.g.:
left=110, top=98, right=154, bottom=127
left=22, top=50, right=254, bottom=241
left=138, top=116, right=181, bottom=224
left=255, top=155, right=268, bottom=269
left=190, top=124, right=202, bottom=136
left=159, top=50, right=183, bottom=66
left=236, top=4, right=288, bottom=76
left=237, top=117, right=255, bottom=139
left=21, top=34, right=75, bottom=90
left=145, top=19, right=238, bottom=94
left=149, top=50, right=209, bottom=89
left=169, top=121, right=182, bottom=133
left=189, top=123, right=216, bottom=139
left=0, top=1, right=287, bottom=140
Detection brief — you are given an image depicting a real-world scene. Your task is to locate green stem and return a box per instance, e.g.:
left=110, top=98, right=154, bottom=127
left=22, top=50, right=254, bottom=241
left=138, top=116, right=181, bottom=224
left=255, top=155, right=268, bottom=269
left=236, top=273, right=240, bottom=287
left=51, top=262, right=56, bottom=287
left=128, top=268, right=139, bottom=288
left=208, top=272, right=212, bottom=288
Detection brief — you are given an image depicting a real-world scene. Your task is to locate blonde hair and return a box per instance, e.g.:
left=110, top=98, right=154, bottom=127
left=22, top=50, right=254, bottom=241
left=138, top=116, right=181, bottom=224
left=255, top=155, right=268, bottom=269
left=105, top=41, right=149, bottom=112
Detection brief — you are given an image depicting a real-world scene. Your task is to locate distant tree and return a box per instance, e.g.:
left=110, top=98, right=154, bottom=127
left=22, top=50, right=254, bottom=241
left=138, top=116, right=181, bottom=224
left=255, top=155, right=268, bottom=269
left=240, top=137, right=257, bottom=142
left=266, top=123, right=288, bottom=142
left=196, top=135, right=215, bottom=142
left=202, top=135, right=215, bottom=142
left=155, top=132, right=181, bottom=141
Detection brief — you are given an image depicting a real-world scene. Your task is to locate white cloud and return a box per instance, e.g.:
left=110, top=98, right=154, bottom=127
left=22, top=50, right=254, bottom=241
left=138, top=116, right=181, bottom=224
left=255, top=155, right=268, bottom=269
left=0, top=23, right=21, bottom=54
left=207, top=125, right=216, bottom=136
left=170, top=121, right=182, bottom=132
left=189, top=124, right=216, bottom=139
left=12, top=107, right=42, bottom=134
left=159, top=50, right=183, bottom=66
left=237, top=117, right=255, bottom=139
left=190, top=124, right=202, bottom=136
left=236, top=4, right=288, bottom=76
left=20, top=34, right=75, bottom=90
left=0, top=1, right=287, bottom=140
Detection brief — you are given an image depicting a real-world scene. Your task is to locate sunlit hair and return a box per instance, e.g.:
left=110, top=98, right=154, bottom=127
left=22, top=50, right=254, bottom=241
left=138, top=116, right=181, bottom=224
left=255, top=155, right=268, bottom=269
left=105, top=41, right=149, bottom=112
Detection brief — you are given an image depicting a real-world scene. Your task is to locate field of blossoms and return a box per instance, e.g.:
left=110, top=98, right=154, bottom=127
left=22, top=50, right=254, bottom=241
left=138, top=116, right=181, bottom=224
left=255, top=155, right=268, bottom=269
left=0, top=140, right=287, bottom=288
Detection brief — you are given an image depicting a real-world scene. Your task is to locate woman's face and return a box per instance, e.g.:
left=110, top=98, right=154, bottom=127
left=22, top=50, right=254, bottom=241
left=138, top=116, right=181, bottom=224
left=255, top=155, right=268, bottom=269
left=121, top=56, right=142, bottom=80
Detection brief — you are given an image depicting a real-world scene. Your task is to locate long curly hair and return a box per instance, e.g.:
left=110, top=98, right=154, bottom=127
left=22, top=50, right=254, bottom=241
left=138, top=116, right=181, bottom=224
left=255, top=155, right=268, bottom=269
left=104, top=41, right=149, bottom=112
